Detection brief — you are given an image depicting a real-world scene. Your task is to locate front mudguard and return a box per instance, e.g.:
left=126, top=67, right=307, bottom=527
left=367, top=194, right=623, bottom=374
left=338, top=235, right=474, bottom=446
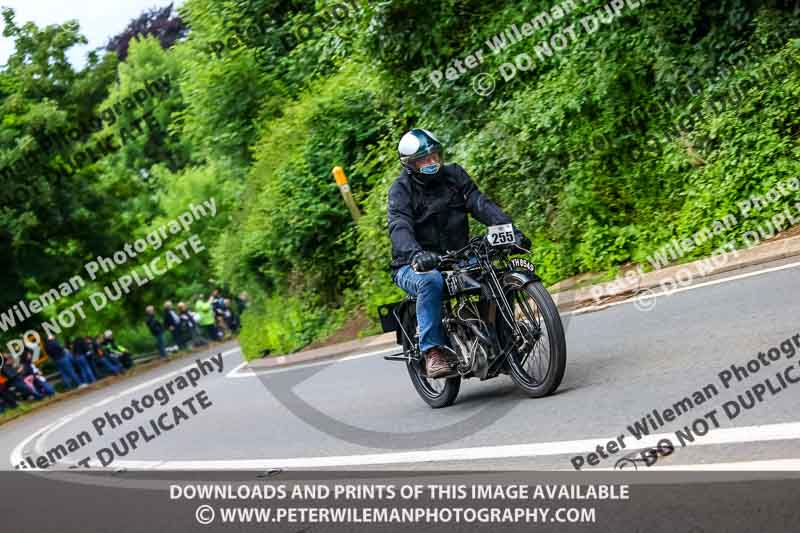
left=502, top=269, right=542, bottom=289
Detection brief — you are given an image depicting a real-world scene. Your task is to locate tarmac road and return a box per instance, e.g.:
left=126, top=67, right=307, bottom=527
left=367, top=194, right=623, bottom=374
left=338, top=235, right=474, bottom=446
left=2, top=257, right=799, bottom=473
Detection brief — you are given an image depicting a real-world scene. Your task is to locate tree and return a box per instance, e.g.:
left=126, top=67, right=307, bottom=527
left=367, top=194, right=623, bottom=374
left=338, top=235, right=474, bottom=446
left=0, top=8, right=120, bottom=332
left=105, top=3, right=188, bottom=61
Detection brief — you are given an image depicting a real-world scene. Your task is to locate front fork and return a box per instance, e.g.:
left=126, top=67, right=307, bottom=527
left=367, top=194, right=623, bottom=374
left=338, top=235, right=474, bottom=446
left=488, top=268, right=544, bottom=367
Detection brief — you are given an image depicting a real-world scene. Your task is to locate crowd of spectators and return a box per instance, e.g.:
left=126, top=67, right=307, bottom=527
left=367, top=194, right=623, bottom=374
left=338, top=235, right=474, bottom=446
left=0, top=289, right=248, bottom=416
left=146, top=289, right=248, bottom=356
left=0, top=330, right=130, bottom=414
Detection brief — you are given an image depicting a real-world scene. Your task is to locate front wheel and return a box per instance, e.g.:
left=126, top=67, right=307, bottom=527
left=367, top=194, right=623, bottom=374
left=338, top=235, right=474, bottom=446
left=503, top=281, right=566, bottom=397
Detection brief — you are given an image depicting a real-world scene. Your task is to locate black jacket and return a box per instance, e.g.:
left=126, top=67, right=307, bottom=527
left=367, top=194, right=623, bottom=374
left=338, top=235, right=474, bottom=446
left=44, top=339, right=65, bottom=360
left=1, top=356, right=18, bottom=379
left=178, top=312, right=196, bottom=330
left=387, top=164, right=512, bottom=273
left=146, top=315, right=164, bottom=336
left=163, top=308, right=180, bottom=329
left=72, top=337, right=88, bottom=356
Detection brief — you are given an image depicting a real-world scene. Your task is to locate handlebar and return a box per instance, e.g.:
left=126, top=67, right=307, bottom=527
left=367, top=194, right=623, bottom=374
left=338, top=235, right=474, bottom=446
left=438, top=235, right=527, bottom=269
left=438, top=236, right=483, bottom=266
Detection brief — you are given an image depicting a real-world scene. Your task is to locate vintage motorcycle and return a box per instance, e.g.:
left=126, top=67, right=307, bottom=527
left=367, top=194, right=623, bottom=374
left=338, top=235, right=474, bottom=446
left=379, top=224, right=567, bottom=408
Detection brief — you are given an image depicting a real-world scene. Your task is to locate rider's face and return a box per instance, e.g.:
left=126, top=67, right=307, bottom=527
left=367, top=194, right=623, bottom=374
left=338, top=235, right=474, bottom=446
left=414, top=153, right=441, bottom=171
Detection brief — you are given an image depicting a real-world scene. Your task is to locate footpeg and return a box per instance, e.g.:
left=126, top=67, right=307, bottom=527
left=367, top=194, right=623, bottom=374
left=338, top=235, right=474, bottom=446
left=441, top=345, right=460, bottom=365
left=383, top=352, right=407, bottom=361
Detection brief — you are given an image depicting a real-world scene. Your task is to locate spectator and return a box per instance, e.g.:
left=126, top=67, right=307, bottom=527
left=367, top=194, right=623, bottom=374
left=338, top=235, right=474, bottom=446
left=23, top=334, right=41, bottom=361
left=0, top=374, right=19, bottom=411
left=236, top=291, right=249, bottom=315
left=1, top=352, right=43, bottom=400
left=90, top=335, right=123, bottom=377
left=223, top=298, right=240, bottom=333
left=19, top=349, right=55, bottom=398
left=69, top=337, right=96, bottom=385
left=176, top=302, right=202, bottom=347
left=194, top=295, right=218, bottom=341
left=191, top=311, right=209, bottom=347
left=72, top=336, right=87, bottom=358
left=188, top=307, right=202, bottom=330
left=145, top=306, right=167, bottom=358
left=163, top=301, right=183, bottom=349
left=210, top=288, right=224, bottom=311
left=81, top=335, right=101, bottom=377
left=45, top=335, right=83, bottom=390
left=211, top=290, right=230, bottom=338
left=102, top=331, right=133, bottom=369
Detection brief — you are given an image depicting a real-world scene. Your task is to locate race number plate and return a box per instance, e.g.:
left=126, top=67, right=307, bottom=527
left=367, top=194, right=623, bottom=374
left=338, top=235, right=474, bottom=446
left=487, top=224, right=515, bottom=246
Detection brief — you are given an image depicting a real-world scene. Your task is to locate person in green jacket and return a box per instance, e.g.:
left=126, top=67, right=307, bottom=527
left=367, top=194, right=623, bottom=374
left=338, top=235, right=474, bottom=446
left=194, top=295, right=219, bottom=341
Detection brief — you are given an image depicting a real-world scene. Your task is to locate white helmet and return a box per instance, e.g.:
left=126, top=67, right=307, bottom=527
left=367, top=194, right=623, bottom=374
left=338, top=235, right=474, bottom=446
left=398, top=128, right=443, bottom=177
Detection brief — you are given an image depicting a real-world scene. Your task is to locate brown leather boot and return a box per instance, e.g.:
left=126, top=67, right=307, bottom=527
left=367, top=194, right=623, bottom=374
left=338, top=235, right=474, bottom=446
left=424, top=347, right=451, bottom=378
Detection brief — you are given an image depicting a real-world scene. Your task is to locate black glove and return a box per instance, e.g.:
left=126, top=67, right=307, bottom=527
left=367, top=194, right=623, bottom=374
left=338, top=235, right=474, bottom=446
left=514, top=230, right=532, bottom=251
left=411, top=251, right=441, bottom=273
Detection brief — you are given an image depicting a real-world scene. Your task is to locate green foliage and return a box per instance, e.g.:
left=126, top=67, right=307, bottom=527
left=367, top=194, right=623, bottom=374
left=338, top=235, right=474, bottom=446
left=234, top=64, right=391, bottom=294
left=2, top=0, right=799, bottom=358
left=238, top=289, right=347, bottom=357
left=112, top=321, right=156, bottom=354
left=351, top=137, right=406, bottom=312
left=0, top=9, right=120, bottom=330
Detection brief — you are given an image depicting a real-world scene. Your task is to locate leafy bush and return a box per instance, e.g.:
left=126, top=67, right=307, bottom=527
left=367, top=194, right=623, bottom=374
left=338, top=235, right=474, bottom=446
left=3, top=0, right=799, bottom=359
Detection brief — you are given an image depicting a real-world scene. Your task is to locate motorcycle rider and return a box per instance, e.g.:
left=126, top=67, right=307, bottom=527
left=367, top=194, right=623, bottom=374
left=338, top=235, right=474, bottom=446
left=388, top=128, right=531, bottom=378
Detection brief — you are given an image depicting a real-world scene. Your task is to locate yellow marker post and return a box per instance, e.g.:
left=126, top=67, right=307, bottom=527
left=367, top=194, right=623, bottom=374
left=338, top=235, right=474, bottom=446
left=332, top=166, right=361, bottom=221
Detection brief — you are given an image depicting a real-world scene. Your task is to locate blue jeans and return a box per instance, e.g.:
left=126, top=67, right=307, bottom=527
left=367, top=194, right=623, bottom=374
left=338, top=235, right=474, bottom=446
left=202, top=325, right=218, bottom=342
left=32, top=378, right=55, bottom=397
left=95, top=356, right=122, bottom=376
left=394, top=265, right=448, bottom=352
left=73, top=353, right=96, bottom=384
left=8, top=375, right=42, bottom=400
left=154, top=332, right=166, bottom=357
left=54, top=355, right=81, bottom=389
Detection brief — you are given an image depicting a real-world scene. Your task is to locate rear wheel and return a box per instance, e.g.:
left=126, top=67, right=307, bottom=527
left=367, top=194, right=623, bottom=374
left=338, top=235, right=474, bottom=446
left=401, top=310, right=460, bottom=408
left=503, top=281, right=566, bottom=397
left=406, top=360, right=460, bottom=408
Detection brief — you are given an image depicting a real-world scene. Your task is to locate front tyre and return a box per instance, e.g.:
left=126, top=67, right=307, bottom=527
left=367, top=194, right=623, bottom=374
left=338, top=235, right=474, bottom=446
left=504, top=281, right=566, bottom=397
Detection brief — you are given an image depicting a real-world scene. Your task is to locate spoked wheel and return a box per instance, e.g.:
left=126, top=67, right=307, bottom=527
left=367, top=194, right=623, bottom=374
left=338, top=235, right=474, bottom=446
left=503, top=281, right=566, bottom=397
left=406, top=358, right=460, bottom=408
left=402, top=314, right=460, bottom=409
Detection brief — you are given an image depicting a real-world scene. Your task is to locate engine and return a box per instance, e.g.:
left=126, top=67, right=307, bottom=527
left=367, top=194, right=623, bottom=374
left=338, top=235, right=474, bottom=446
left=444, top=297, right=492, bottom=379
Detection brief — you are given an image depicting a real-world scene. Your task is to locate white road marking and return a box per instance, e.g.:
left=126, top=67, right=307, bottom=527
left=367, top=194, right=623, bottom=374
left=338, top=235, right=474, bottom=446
left=9, top=348, right=241, bottom=468
left=592, top=458, right=800, bottom=471
left=98, top=420, right=800, bottom=470
left=563, top=259, right=800, bottom=315
left=11, top=345, right=400, bottom=469
left=226, top=346, right=401, bottom=378
left=225, top=360, right=250, bottom=378
left=647, top=458, right=800, bottom=470
left=9, top=260, right=800, bottom=470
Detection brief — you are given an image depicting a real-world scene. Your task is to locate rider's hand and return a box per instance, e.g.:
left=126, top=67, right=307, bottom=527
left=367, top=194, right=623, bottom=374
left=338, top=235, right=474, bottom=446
left=411, top=251, right=441, bottom=273
left=514, top=229, right=532, bottom=251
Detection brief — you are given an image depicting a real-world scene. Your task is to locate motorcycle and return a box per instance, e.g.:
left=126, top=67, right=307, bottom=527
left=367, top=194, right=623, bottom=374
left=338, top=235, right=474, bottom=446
left=379, top=224, right=567, bottom=408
